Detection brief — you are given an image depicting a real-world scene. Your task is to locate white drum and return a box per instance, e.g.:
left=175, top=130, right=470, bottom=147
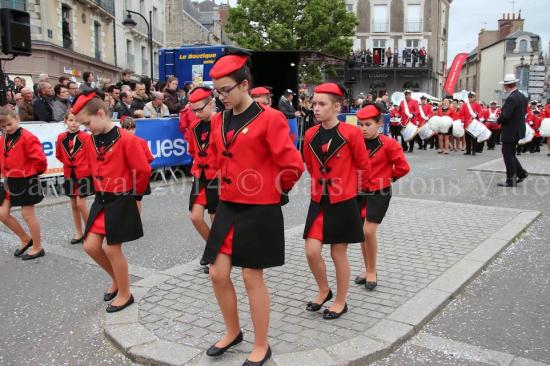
left=427, top=116, right=441, bottom=132
left=466, top=119, right=484, bottom=138
left=400, top=122, right=419, bottom=142
left=477, top=126, right=492, bottom=143
left=540, top=118, right=550, bottom=138
left=418, top=124, right=436, bottom=140
left=518, top=123, right=535, bottom=145
left=452, top=120, right=465, bottom=138
left=439, top=116, right=453, bottom=134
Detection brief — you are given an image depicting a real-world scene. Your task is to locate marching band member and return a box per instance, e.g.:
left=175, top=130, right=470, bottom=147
left=459, top=92, right=483, bottom=155
left=249, top=86, right=272, bottom=106
left=436, top=97, right=457, bottom=154
left=72, top=90, right=151, bottom=313
left=398, top=90, right=420, bottom=153
left=486, top=101, right=501, bottom=150
left=354, top=103, right=410, bottom=290
left=303, top=82, right=371, bottom=319
left=477, top=102, right=487, bottom=153
left=525, top=101, right=542, bottom=154
left=418, top=96, right=434, bottom=150
left=389, top=104, right=401, bottom=141
left=185, top=87, right=220, bottom=274
left=200, top=52, right=304, bottom=366
left=55, top=112, right=94, bottom=245
left=544, top=101, right=550, bottom=156
left=0, top=106, right=47, bottom=260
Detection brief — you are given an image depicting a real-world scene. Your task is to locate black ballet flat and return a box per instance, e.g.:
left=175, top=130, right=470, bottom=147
left=306, top=289, right=333, bottom=312
left=21, top=249, right=45, bottom=261
left=242, top=346, right=272, bottom=366
left=322, top=303, right=348, bottom=320
left=354, top=276, right=366, bottom=285
left=14, top=239, right=33, bottom=257
left=516, top=173, right=528, bottom=184
left=106, top=295, right=134, bottom=313
left=206, top=330, right=243, bottom=357
left=103, top=290, right=118, bottom=302
left=202, top=265, right=210, bottom=274
left=70, top=237, right=84, bottom=245
left=365, top=273, right=378, bottom=291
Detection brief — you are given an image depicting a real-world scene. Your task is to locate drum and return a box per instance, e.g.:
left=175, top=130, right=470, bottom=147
left=477, top=126, right=492, bottom=143
left=540, top=118, right=550, bottom=138
left=465, top=119, right=484, bottom=138
left=400, top=122, right=419, bottom=142
left=452, top=120, right=465, bottom=138
left=439, top=116, right=453, bottom=134
left=427, top=116, right=441, bottom=132
left=418, top=124, right=436, bottom=140
left=518, top=123, right=535, bottom=145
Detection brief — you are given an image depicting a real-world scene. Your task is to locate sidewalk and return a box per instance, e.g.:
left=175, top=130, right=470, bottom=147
left=103, top=197, right=539, bottom=366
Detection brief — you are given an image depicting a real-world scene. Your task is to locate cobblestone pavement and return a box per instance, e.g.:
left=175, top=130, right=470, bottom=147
left=135, top=197, right=522, bottom=358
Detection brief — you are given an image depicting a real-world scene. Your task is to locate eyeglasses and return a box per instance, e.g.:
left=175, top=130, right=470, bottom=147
left=191, top=102, right=209, bottom=113
left=214, top=83, right=241, bottom=97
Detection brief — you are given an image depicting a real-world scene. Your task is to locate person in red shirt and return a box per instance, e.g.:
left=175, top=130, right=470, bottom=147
left=525, top=102, right=542, bottom=153
left=544, top=101, right=550, bottom=156
left=0, top=106, right=47, bottom=260
left=55, top=112, right=94, bottom=245
left=417, top=96, right=434, bottom=150
left=200, top=53, right=304, bottom=365
left=486, top=101, right=501, bottom=150
left=389, top=103, right=401, bottom=140
left=354, top=103, right=410, bottom=290
left=184, top=87, right=220, bottom=274
left=303, top=82, right=371, bottom=320
left=436, top=97, right=457, bottom=154
left=458, top=92, right=483, bottom=155
left=72, top=89, right=151, bottom=313
left=398, top=90, right=420, bottom=152
left=250, top=86, right=272, bottom=106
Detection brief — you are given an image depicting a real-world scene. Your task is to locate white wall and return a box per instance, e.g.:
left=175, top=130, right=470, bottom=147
left=479, top=42, right=505, bottom=103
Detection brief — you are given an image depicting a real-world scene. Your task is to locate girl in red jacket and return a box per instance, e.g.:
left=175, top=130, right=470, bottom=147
left=72, top=90, right=151, bottom=313
left=303, top=83, right=371, bottom=320
left=436, top=97, right=457, bottom=154
left=201, top=53, right=304, bottom=365
left=0, top=106, right=47, bottom=260
left=354, top=103, right=410, bottom=290
left=55, top=112, right=94, bottom=244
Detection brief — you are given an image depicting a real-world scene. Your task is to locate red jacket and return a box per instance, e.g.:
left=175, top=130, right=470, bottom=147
left=543, top=104, right=550, bottom=118
left=399, top=99, right=420, bottom=126
left=0, top=128, right=47, bottom=178
left=458, top=101, right=483, bottom=128
left=389, top=108, right=401, bottom=126
left=184, top=119, right=218, bottom=180
left=437, top=106, right=459, bottom=120
left=365, top=134, right=410, bottom=192
left=55, top=130, right=93, bottom=180
left=139, top=137, right=154, bottom=163
left=84, top=127, right=151, bottom=194
left=304, top=123, right=371, bottom=204
left=486, top=107, right=501, bottom=130
left=211, top=103, right=304, bottom=204
left=418, top=103, right=433, bottom=125
left=179, top=106, right=199, bottom=134
left=525, top=111, right=541, bottom=137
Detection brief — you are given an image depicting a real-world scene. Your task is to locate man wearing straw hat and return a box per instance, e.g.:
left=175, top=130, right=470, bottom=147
left=496, top=74, right=528, bottom=187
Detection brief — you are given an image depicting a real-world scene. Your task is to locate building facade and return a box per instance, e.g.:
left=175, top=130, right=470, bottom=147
left=344, top=0, right=451, bottom=98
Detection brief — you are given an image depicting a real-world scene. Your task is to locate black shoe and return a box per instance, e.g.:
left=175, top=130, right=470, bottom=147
left=243, top=346, right=272, bottom=366
left=354, top=276, right=366, bottom=285
left=497, top=181, right=517, bottom=187
left=21, top=249, right=45, bottom=261
left=70, top=237, right=84, bottom=245
left=106, top=295, right=134, bottom=313
left=322, top=303, right=348, bottom=320
left=306, top=289, right=333, bottom=311
left=206, top=331, right=243, bottom=357
left=103, top=290, right=118, bottom=302
left=463, top=152, right=471, bottom=155
left=365, top=273, right=378, bottom=291
left=516, top=173, right=528, bottom=184
left=472, top=152, right=476, bottom=156
left=14, top=239, right=33, bottom=257
left=203, top=265, right=210, bottom=274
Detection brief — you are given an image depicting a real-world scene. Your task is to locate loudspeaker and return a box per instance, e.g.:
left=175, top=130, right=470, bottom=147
left=0, top=8, right=31, bottom=56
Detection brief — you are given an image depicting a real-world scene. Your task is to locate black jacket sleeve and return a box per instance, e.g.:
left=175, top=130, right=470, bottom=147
left=277, top=98, right=295, bottom=119
left=32, top=98, right=53, bottom=122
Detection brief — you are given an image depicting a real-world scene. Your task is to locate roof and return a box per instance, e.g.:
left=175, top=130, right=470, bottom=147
left=506, top=30, right=540, bottom=40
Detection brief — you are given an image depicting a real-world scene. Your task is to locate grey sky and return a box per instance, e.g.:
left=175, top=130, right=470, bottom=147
left=222, top=0, right=549, bottom=64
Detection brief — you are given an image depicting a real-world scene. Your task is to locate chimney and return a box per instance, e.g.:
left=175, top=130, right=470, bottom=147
left=498, top=12, right=524, bottom=39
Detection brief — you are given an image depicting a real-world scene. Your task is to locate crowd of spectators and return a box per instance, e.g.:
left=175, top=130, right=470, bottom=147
left=348, top=47, right=428, bottom=68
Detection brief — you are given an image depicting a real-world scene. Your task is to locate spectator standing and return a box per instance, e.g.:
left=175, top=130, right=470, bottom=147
left=79, top=71, right=95, bottom=92
left=33, top=73, right=49, bottom=95
left=58, top=76, right=70, bottom=87
left=144, top=92, right=170, bottom=118
left=14, top=93, right=23, bottom=115
left=18, top=88, right=34, bottom=121
left=419, top=47, right=427, bottom=66
left=52, top=84, right=71, bottom=121
left=13, top=76, right=24, bottom=94
left=107, top=85, right=121, bottom=104
left=277, top=89, right=300, bottom=119
left=411, top=48, right=419, bottom=67
left=113, top=91, right=135, bottom=119
left=33, top=82, right=55, bottom=122
left=385, top=47, right=393, bottom=67
left=373, top=50, right=380, bottom=66
left=163, top=76, right=184, bottom=114
left=393, top=49, right=399, bottom=66
left=116, top=69, right=136, bottom=91
left=132, top=82, right=150, bottom=110
left=67, top=81, right=79, bottom=104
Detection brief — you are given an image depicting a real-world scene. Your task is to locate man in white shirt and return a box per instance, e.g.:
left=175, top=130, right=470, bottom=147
left=144, top=92, right=170, bottom=118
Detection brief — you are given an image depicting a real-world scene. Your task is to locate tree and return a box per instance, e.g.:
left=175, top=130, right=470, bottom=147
left=225, top=0, right=358, bottom=58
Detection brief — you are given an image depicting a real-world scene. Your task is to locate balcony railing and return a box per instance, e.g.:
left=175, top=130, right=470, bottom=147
left=405, top=21, right=422, bottom=33
left=347, top=54, right=433, bottom=70
left=372, top=21, right=388, bottom=33
left=126, top=53, right=135, bottom=71
left=91, top=0, right=115, bottom=15
left=1, top=0, right=26, bottom=11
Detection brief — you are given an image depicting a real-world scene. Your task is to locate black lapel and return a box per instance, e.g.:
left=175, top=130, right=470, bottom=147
left=92, top=127, right=121, bottom=157
left=4, top=128, right=22, bottom=154
left=193, top=121, right=209, bottom=151
left=366, top=136, right=383, bottom=158
left=61, top=132, right=84, bottom=158
left=308, top=128, right=323, bottom=166
left=221, top=102, right=264, bottom=148
left=324, top=126, right=347, bottom=163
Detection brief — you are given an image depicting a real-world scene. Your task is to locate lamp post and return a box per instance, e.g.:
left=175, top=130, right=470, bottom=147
left=529, top=52, right=534, bottom=65
left=123, top=10, right=154, bottom=80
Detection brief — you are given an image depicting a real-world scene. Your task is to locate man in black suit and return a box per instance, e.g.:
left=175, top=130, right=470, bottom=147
left=496, top=74, right=528, bottom=187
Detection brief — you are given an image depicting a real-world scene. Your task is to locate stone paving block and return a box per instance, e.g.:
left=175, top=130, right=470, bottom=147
left=363, top=319, right=414, bottom=345
left=428, top=259, right=484, bottom=294
left=104, top=304, right=138, bottom=325
left=129, top=340, right=202, bottom=366
left=133, top=273, right=172, bottom=289
left=104, top=323, right=158, bottom=353
left=326, top=335, right=389, bottom=365
left=387, top=288, right=451, bottom=328
left=272, top=348, right=340, bottom=366
left=511, top=357, right=550, bottom=366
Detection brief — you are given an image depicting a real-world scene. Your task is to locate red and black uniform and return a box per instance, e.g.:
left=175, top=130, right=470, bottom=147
left=83, top=126, right=151, bottom=244
left=459, top=101, right=483, bottom=155
left=185, top=116, right=219, bottom=213
left=55, top=130, right=95, bottom=197
left=200, top=102, right=304, bottom=268
left=358, top=134, right=410, bottom=223
left=389, top=107, right=401, bottom=140
left=399, top=97, right=420, bottom=152
left=418, top=102, right=434, bottom=149
left=485, top=106, right=501, bottom=149
left=0, top=127, right=47, bottom=207
left=135, top=137, right=154, bottom=201
left=303, top=122, right=370, bottom=244
left=525, top=110, right=542, bottom=153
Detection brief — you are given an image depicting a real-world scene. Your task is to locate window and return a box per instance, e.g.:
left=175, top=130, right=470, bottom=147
left=62, top=5, right=72, bottom=49
left=406, top=39, right=420, bottom=48
left=373, top=39, right=386, bottom=48
left=94, top=22, right=101, bottom=60
left=139, top=0, right=145, bottom=13
left=126, top=40, right=134, bottom=70
left=406, top=4, right=421, bottom=32
left=519, top=39, right=528, bottom=53
left=0, top=0, right=26, bottom=11
left=141, top=46, right=148, bottom=74
left=372, top=5, right=388, bottom=33
left=153, top=7, right=158, bottom=26
left=347, top=4, right=353, bottom=11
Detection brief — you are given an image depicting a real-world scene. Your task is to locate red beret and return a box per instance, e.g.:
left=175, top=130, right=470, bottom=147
left=209, top=54, right=248, bottom=79
left=71, top=91, right=97, bottom=115
left=250, top=87, right=271, bottom=96
left=314, top=83, right=344, bottom=97
left=188, top=87, right=212, bottom=103
left=356, top=104, right=381, bottom=120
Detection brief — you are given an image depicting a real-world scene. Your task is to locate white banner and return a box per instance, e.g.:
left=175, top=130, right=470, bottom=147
left=21, top=122, right=67, bottom=178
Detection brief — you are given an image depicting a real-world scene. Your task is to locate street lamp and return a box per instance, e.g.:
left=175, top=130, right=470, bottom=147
left=520, top=55, right=525, bottom=66
left=538, top=53, right=544, bottom=65
left=123, top=10, right=154, bottom=80
left=529, top=52, right=534, bottom=65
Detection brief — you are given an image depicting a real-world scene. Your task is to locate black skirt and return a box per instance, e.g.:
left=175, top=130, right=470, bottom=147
left=135, top=183, right=152, bottom=202
left=188, top=177, right=219, bottom=214
left=303, top=196, right=364, bottom=244
left=62, top=176, right=95, bottom=197
left=201, top=200, right=284, bottom=268
left=6, top=175, right=44, bottom=207
left=0, top=182, right=7, bottom=206
left=358, top=187, right=392, bottom=224
left=84, top=192, right=143, bottom=245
